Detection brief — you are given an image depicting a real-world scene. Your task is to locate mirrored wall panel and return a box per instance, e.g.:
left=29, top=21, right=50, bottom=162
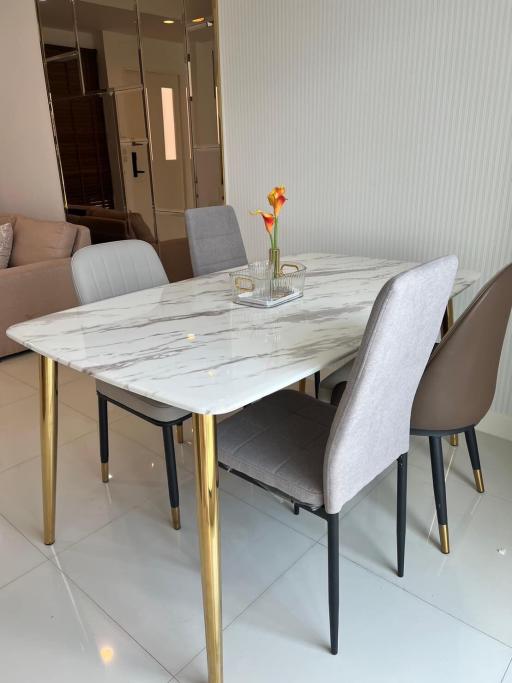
left=35, top=0, right=223, bottom=263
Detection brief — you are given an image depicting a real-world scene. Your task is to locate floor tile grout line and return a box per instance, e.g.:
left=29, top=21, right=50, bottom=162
left=0, top=365, right=39, bottom=393
left=0, top=553, right=49, bottom=594
left=0, top=370, right=71, bottom=395
left=500, top=656, right=512, bottom=682
left=340, top=552, right=512, bottom=652
left=46, top=488, right=164, bottom=559
left=47, top=558, right=175, bottom=678
left=0, top=409, right=100, bottom=480
left=215, top=484, right=326, bottom=543
left=0, top=452, right=41, bottom=477
left=174, top=537, right=318, bottom=678
left=0, top=510, right=51, bottom=563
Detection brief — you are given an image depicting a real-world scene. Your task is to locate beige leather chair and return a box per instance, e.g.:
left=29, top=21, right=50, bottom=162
left=0, top=213, right=90, bottom=358
left=410, top=262, right=512, bottom=553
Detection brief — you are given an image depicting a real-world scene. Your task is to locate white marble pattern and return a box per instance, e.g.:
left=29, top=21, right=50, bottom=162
left=7, top=254, right=479, bottom=415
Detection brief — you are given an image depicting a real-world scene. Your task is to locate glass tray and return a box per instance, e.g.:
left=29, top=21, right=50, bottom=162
left=230, top=260, right=306, bottom=308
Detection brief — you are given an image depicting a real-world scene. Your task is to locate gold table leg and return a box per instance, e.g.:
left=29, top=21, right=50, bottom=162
left=298, top=378, right=307, bottom=393
left=39, top=355, right=58, bottom=545
left=193, top=414, right=223, bottom=683
left=441, top=300, right=458, bottom=447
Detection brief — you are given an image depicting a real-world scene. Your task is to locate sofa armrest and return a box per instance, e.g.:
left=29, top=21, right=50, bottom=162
left=1, top=258, right=78, bottom=357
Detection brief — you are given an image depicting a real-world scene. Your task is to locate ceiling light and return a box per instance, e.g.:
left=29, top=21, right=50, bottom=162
left=192, top=17, right=205, bottom=23
left=163, top=19, right=175, bottom=24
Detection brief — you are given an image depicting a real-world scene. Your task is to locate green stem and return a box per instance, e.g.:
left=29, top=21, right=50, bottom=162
left=273, top=216, right=279, bottom=251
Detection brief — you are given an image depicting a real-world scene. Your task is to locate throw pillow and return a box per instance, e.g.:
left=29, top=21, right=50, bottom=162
left=0, top=222, right=13, bottom=269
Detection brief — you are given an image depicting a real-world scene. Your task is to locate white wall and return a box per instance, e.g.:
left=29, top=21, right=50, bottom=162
left=0, top=1, right=64, bottom=221
left=218, top=0, right=512, bottom=428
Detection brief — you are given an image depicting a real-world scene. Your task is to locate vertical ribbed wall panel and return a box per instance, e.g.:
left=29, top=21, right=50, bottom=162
left=218, top=0, right=512, bottom=416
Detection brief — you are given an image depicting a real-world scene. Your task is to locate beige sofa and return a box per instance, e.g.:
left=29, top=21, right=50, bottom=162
left=0, top=213, right=90, bottom=358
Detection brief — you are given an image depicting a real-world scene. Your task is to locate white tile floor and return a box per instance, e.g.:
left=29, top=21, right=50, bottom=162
left=0, top=351, right=511, bottom=682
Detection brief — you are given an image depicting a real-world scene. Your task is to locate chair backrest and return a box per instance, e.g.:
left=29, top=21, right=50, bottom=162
left=185, top=205, right=247, bottom=276
left=323, top=255, right=458, bottom=514
left=71, top=240, right=168, bottom=305
left=412, top=262, right=512, bottom=431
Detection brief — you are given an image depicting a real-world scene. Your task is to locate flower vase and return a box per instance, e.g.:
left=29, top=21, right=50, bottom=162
left=269, top=247, right=281, bottom=278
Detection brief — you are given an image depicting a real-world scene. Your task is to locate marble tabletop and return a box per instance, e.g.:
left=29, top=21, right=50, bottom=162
left=7, top=254, right=480, bottom=415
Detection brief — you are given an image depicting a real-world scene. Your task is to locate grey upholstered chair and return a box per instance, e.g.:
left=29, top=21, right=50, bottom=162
left=184, top=205, right=248, bottom=276
left=216, top=255, right=458, bottom=655
left=321, top=263, right=512, bottom=555
left=71, top=240, right=191, bottom=530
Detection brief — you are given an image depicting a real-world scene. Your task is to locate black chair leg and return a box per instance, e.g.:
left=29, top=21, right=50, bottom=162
left=98, top=394, right=109, bottom=483
left=293, top=503, right=300, bottom=515
left=396, top=453, right=408, bottom=577
left=429, top=436, right=450, bottom=554
left=314, top=371, right=321, bottom=399
left=465, top=426, right=485, bottom=493
left=327, top=512, right=340, bottom=655
left=162, top=424, right=181, bottom=530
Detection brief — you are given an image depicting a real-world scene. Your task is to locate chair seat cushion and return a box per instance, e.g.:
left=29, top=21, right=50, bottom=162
left=217, top=390, right=337, bottom=508
left=96, top=380, right=190, bottom=423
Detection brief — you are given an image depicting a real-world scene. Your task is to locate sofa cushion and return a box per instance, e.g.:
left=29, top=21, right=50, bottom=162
left=0, top=223, right=13, bottom=269
left=9, top=215, right=78, bottom=267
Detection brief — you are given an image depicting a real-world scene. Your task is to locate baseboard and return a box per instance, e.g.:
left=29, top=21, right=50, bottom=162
left=476, top=411, right=512, bottom=442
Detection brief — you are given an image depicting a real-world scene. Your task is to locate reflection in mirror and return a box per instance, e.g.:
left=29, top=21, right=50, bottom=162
left=38, top=0, right=83, bottom=96
left=115, top=87, right=156, bottom=236
left=185, top=0, right=213, bottom=25
left=35, top=0, right=224, bottom=279
left=74, top=0, right=141, bottom=91
left=188, top=21, right=217, bottom=147
left=37, top=0, right=76, bottom=57
left=51, top=91, right=114, bottom=208
left=139, top=0, right=192, bottom=241
left=186, top=0, right=224, bottom=207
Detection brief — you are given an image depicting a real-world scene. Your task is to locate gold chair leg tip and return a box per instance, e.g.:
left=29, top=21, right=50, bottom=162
left=170, top=507, right=181, bottom=530
left=439, top=524, right=450, bottom=554
left=473, top=469, right=485, bottom=493
left=101, top=463, right=109, bottom=483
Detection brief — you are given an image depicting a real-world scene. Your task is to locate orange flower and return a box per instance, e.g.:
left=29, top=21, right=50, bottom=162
left=273, top=194, right=287, bottom=217
left=267, top=186, right=286, bottom=210
left=250, top=210, right=275, bottom=234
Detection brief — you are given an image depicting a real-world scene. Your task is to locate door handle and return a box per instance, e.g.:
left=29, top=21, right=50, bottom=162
left=131, top=151, right=145, bottom=178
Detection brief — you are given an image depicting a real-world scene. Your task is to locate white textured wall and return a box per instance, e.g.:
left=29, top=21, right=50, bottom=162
left=218, top=0, right=512, bottom=421
left=0, top=1, right=64, bottom=221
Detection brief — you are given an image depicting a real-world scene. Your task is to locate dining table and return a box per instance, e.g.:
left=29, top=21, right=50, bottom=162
left=7, top=252, right=480, bottom=683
